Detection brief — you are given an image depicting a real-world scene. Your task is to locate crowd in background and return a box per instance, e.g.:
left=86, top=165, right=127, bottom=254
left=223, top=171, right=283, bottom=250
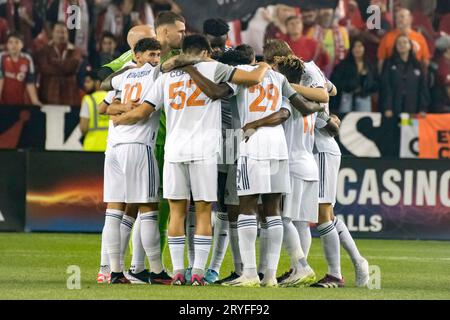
left=0, top=0, right=449, bottom=116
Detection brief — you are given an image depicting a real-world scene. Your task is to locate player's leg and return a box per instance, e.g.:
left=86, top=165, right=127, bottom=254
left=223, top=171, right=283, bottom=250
left=312, top=152, right=344, bottom=288
left=155, top=143, right=170, bottom=255
left=129, top=213, right=148, bottom=280
left=222, top=194, right=260, bottom=287
left=259, top=193, right=283, bottom=287
left=98, top=225, right=110, bottom=283
left=188, top=159, right=218, bottom=286
left=120, top=204, right=137, bottom=273
left=279, top=177, right=316, bottom=287
left=292, top=221, right=312, bottom=258
left=164, top=161, right=190, bottom=285
left=205, top=170, right=230, bottom=284
left=216, top=164, right=242, bottom=284
left=185, top=196, right=195, bottom=283
left=331, top=213, right=369, bottom=287
left=103, top=145, right=129, bottom=284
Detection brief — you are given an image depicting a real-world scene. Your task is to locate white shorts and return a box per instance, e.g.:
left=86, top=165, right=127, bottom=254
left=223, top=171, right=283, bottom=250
left=104, top=143, right=160, bottom=203
left=315, top=152, right=341, bottom=205
left=163, top=159, right=218, bottom=202
left=282, top=177, right=318, bottom=223
left=236, top=157, right=291, bottom=196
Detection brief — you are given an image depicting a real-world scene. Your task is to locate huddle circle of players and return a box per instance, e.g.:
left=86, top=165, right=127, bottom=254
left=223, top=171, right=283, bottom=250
left=97, top=12, right=369, bottom=288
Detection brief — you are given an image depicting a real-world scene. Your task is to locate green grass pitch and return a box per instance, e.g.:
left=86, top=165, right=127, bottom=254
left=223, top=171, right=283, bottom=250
left=0, top=233, right=449, bottom=300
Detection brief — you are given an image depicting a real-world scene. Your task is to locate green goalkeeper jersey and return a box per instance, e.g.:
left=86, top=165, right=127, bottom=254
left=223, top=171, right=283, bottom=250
left=102, top=49, right=181, bottom=148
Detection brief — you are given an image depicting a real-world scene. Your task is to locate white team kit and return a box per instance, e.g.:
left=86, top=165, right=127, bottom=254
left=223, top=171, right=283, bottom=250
left=103, top=62, right=161, bottom=204
left=282, top=61, right=332, bottom=222
left=144, top=61, right=236, bottom=202
left=230, top=66, right=297, bottom=197
left=302, top=62, right=342, bottom=205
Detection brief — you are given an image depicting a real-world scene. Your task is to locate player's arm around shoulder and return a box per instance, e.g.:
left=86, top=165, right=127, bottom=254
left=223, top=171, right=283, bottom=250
left=182, top=65, right=232, bottom=100
left=291, top=83, right=329, bottom=103
left=230, top=62, right=271, bottom=86
left=100, top=66, right=135, bottom=91
left=242, top=107, right=291, bottom=142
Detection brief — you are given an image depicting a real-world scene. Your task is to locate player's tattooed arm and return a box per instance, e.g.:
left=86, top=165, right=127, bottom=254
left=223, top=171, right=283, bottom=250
left=100, top=66, right=135, bottom=91
left=230, top=62, right=271, bottom=86
left=241, top=108, right=291, bottom=142
left=182, top=65, right=232, bottom=100
left=289, top=94, right=324, bottom=116
left=290, top=83, right=329, bottom=103
left=112, top=102, right=156, bottom=126
left=324, top=114, right=341, bottom=137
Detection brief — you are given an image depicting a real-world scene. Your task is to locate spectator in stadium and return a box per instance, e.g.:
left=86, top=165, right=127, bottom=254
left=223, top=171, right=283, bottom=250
left=103, top=0, right=155, bottom=52
left=264, top=4, right=297, bottom=43
left=46, top=0, right=90, bottom=56
left=304, top=7, right=350, bottom=77
left=377, top=8, right=431, bottom=73
left=331, top=37, right=378, bottom=113
left=203, top=18, right=231, bottom=60
left=380, top=34, right=430, bottom=117
left=430, top=35, right=450, bottom=113
left=78, top=71, right=109, bottom=152
left=150, top=0, right=183, bottom=17
left=36, top=22, right=83, bottom=106
left=0, top=32, right=41, bottom=106
left=280, top=15, right=329, bottom=70
left=90, top=32, right=119, bottom=70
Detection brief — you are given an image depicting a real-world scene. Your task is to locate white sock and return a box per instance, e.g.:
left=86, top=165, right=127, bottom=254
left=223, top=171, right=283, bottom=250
left=258, top=222, right=268, bottom=275
left=209, top=212, right=229, bottom=273
left=264, top=216, right=283, bottom=281
left=282, top=217, right=306, bottom=271
left=229, top=221, right=243, bottom=275
left=186, top=209, right=196, bottom=268
left=237, top=214, right=258, bottom=278
left=130, top=214, right=145, bottom=274
left=293, top=221, right=312, bottom=258
left=119, top=215, right=135, bottom=271
left=334, top=217, right=363, bottom=264
left=317, top=221, right=341, bottom=279
left=99, top=226, right=110, bottom=273
left=104, top=209, right=124, bottom=273
left=168, top=235, right=185, bottom=275
left=193, top=235, right=213, bottom=276
left=140, top=211, right=163, bottom=274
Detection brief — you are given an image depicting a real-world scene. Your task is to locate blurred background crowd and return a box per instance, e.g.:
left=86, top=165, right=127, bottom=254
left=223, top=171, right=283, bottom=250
left=0, top=0, right=449, bottom=116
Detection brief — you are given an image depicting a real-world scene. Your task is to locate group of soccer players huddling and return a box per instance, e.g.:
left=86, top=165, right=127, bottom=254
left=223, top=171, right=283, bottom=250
left=96, top=11, right=370, bottom=288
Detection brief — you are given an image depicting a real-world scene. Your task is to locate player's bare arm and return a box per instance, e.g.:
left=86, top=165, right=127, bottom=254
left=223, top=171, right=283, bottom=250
left=100, top=66, right=136, bottom=91
left=242, top=107, right=291, bottom=142
left=230, top=62, right=271, bottom=86
left=324, top=114, right=340, bottom=137
left=161, top=54, right=206, bottom=73
left=106, top=99, right=139, bottom=116
left=112, top=102, right=156, bottom=126
left=182, top=65, right=233, bottom=100
left=291, top=83, right=329, bottom=103
left=289, top=94, right=324, bottom=116
left=326, top=79, right=337, bottom=96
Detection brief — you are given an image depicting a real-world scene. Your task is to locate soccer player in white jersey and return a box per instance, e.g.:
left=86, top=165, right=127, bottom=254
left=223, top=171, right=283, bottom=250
left=130, top=34, right=271, bottom=286
left=97, top=38, right=170, bottom=284
left=272, top=56, right=336, bottom=287
left=95, top=26, right=156, bottom=284
left=221, top=60, right=323, bottom=288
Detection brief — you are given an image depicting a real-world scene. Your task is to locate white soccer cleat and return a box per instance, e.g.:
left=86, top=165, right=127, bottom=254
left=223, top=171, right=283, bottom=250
left=261, top=277, right=278, bottom=288
left=355, top=258, right=369, bottom=287
left=279, top=266, right=316, bottom=288
left=222, top=274, right=261, bottom=287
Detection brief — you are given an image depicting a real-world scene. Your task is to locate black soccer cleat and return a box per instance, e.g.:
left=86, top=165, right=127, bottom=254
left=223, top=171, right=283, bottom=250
left=311, top=274, right=345, bottom=288
left=216, top=271, right=240, bottom=284
left=110, top=272, right=131, bottom=284
left=127, top=269, right=151, bottom=284
left=277, top=269, right=293, bottom=283
left=149, top=270, right=172, bottom=285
